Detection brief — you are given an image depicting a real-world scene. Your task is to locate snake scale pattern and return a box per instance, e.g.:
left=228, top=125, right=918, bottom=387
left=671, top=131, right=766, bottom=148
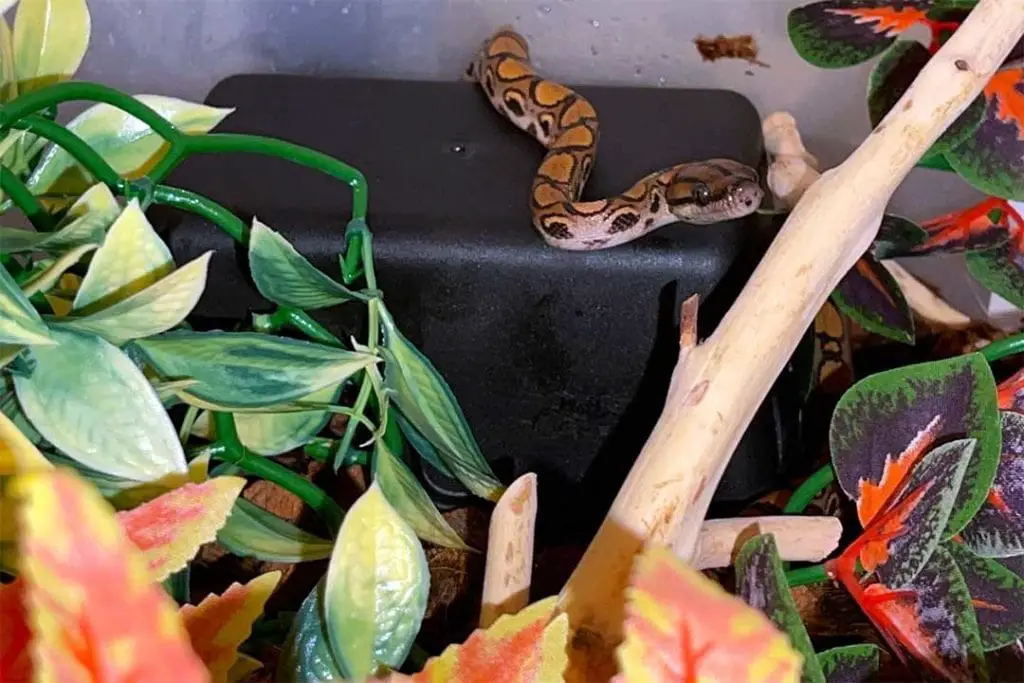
left=466, top=26, right=765, bottom=251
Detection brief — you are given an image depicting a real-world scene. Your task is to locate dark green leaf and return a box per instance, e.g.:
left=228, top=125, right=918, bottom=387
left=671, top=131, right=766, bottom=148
left=965, top=243, right=1024, bottom=310
left=871, top=213, right=927, bottom=259
left=379, top=303, right=504, bottom=502
left=393, top=409, right=454, bottom=477
left=162, top=565, right=190, bottom=605
left=947, top=540, right=1024, bottom=651
left=735, top=533, right=826, bottom=683
left=787, top=0, right=931, bottom=68
left=830, top=253, right=914, bottom=345
left=277, top=579, right=347, bottom=681
left=217, top=498, right=334, bottom=563
left=247, top=219, right=371, bottom=310
left=946, top=67, right=1024, bottom=200
left=867, top=40, right=985, bottom=165
left=829, top=353, right=1000, bottom=535
left=864, top=438, right=974, bottom=588
left=129, top=330, right=377, bottom=410
left=816, top=644, right=881, bottom=683
left=961, top=411, right=1024, bottom=557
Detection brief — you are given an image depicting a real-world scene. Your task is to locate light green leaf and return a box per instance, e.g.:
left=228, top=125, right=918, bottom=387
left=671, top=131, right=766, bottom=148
left=57, top=251, right=211, bottom=345
left=13, top=326, right=186, bottom=481
left=248, top=218, right=370, bottom=309
left=324, top=481, right=428, bottom=681
left=20, top=243, right=97, bottom=297
left=379, top=303, right=504, bottom=502
left=0, top=183, right=119, bottom=256
left=27, top=94, right=234, bottom=195
left=233, top=380, right=341, bottom=456
left=11, top=0, right=89, bottom=93
left=0, top=261, right=52, bottom=345
left=372, top=440, right=470, bottom=550
left=0, top=16, right=15, bottom=102
left=130, top=330, right=378, bottom=410
left=217, top=498, right=334, bottom=563
left=71, top=198, right=173, bottom=314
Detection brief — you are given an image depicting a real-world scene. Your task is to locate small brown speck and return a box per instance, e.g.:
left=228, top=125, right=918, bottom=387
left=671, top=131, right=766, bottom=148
left=694, top=33, right=770, bottom=69
left=955, top=58, right=970, bottom=71
left=902, top=98, right=913, bottom=111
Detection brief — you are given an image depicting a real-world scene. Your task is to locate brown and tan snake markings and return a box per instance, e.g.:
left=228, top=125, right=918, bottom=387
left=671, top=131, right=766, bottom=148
left=467, top=25, right=765, bottom=251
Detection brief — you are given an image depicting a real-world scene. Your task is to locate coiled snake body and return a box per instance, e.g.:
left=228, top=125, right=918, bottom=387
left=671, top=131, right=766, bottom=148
left=466, top=26, right=765, bottom=251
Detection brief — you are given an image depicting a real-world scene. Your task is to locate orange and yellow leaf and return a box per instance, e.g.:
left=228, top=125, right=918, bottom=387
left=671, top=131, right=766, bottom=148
left=178, top=571, right=282, bottom=683
left=407, top=596, right=568, bottom=682
left=118, top=475, right=245, bottom=582
left=613, top=544, right=801, bottom=683
left=14, top=468, right=209, bottom=683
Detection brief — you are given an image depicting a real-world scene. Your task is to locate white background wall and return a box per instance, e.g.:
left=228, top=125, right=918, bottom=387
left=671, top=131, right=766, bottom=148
left=74, top=0, right=1007, bottom=320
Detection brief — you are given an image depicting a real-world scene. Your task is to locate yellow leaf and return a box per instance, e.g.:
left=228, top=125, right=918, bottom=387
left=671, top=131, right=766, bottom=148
left=11, top=0, right=89, bottom=93
left=20, top=242, right=98, bottom=297
left=227, top=653, right=264, bottom=682
left=0, top=407, right=49, bottom=476
left=179, top=571, right=282, bottom=683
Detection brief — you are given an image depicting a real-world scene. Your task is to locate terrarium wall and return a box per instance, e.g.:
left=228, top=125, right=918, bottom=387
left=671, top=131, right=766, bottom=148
left=76, top=0, right=1001, bottom=317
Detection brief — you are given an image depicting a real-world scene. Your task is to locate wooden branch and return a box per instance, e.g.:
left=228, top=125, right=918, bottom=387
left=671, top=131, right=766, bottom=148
left=553, top=3, right=1024, bottom=680
left=692, top=516, right=843, bottom=570
left=480, top=472, right=537, bottom=628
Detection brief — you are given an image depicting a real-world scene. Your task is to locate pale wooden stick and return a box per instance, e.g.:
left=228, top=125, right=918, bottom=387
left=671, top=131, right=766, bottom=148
left=479, top=472, right=537, bottom=628
left=554, top=4, right=1024, bottom=680
left=692, top=516, right=843, bottom=570
left=882, top=260, right=976, bottom=329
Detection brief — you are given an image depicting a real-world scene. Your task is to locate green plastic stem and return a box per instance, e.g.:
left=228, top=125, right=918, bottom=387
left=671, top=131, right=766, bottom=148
left=212, top=412, right=343, bottom=534
left=783, top=463, right=837, bottom=515
left=0, top=167, right=52, bottom=231
left=981, top=332, right=1024, bottom=363
left=151, top=185, right=249, bottom=243
left=784, top=563, right=829, bottom=587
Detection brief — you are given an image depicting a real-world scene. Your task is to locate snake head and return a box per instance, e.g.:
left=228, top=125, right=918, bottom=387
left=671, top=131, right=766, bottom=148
left=665, top=159, right=763, bottom=224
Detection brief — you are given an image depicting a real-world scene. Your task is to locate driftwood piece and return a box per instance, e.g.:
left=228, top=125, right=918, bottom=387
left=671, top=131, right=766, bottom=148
left=552, top=3, right=1024, bottom=680
left=692, top=515, right=843, bottom=570
left=480, top=472, right=537, bottom=628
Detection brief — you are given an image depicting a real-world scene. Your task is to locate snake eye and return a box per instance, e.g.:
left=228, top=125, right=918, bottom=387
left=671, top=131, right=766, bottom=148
left=691, top=183, right=712, bottom=206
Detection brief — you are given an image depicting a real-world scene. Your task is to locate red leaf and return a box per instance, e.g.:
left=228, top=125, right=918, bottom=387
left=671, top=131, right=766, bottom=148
left=0, top=578, right=32, bottom=681
left=985, top=67, right=1024, bottom=142
left=826, top=6, right=928, bottom=35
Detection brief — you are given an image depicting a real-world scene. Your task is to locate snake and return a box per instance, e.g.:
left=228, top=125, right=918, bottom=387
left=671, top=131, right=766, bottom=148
left=466, top=26, right=765, bottom=251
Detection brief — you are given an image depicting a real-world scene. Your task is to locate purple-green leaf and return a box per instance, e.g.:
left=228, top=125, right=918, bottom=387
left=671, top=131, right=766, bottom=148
left=867, top=40, right=986, bottom=166
left=787, top=0, right=932, bottom=68
left=871, top=213, right=927, bottom=260
left=829, top=353, right=1000, bottom=536
left=735, top=533, right=826, bottom=683
left=816, top=644, right=881, bottom=683
left=965, top=243, right=1024, bottom=311
left=830, top=253, right=914, bottom=345
left=864, top=438, right=974, bottom=588
left=946, top=67, right=1024, bottom=200
left=947, top=540, right=1024, bottom=651
left=961, top=411, right=1024, bottom=558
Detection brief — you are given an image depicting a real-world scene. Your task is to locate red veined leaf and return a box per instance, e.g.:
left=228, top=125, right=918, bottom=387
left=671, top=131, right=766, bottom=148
left=831, top=253, right=914, bottom=345
left=787, top=0, right=931, bottom=68
left=960, top=411, right=1024, bottom=557
left=14, top=468, right=209, bottom=683
left=117, top=475, right=246, bottom=582
left=916, top=197, right=1017, bottom=254
left=0, top=577, right=32, bottom=681
left=179, top=571, right=282, bottom=683
left=402, top=595, right=568, bottom=682
left=829, top=353, right=1000, bottom=536
left=848, top=546, right=988, bottom=682
left=946, top=539, right=1024, bottom=651
left=613, top=544, right=802, bottom=683
left=852, top=438, right=975, bottom=587
left=947, top=67, right=1024, bottom=200
left=997, top=367, right=1024, bottom=412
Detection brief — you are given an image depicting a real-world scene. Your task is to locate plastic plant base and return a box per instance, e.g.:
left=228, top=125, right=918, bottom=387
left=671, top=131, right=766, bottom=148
left=159, top=74, right=811, bottom=540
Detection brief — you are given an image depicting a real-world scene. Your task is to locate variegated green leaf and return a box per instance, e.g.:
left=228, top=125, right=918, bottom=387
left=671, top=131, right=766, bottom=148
left=379, top=303, right=504, bottom=502
left=248, top=219, right=370, bottom=309
left=72, top=199, right=173, bottom=313
left=217, top=498, right=333, bottom=563
left=57, top=251, right=211, bottom=345
left=13, top=326, right=186, bottom=481
left=0, top=261, right=52, bottom=345
left=11, top=0, right=89, bottom=93
left=26, top=94, right=233, bottom=195
left=192, top=381, right=342, bottom=456
left=130, top=330, right=377, bottom=410
left=20, top=243, right=97, bottom=297
left=372, top=439, right=470, bottom=550
left=324, top=481, right=428, bottom=681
